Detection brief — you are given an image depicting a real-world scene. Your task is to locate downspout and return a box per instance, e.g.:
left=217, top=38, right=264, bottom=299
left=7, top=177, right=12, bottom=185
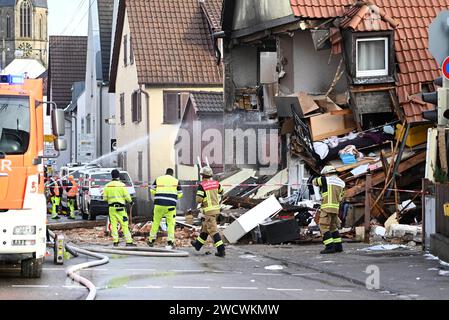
left=212, top=31, right=225, bottom=65
left=139, top=86, right=151, bottom=200
left=70, top=114, right=78, bottom=162
left=99, top=82, right=105, bottom=161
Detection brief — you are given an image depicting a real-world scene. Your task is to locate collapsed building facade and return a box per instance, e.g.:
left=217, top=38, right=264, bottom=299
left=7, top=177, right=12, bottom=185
left=213, top=0, right=449, bottom=237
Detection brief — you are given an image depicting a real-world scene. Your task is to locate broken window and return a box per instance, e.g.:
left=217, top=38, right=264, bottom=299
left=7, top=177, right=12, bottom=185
left=356, top=37, right=388, bottom=77
left=131, top=91, right=142, bottom=123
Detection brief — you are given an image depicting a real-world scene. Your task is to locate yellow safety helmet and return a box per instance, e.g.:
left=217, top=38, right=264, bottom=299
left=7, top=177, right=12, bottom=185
left=321, top=165, right=336, bottom=175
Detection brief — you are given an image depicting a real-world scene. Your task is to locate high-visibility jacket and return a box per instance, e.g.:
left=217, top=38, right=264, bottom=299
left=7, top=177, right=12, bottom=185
left=66, top=178, right=79, bottom=198
left=196, top=179, right=223, bottom=215
left=49, top=178, right=62, bottom=197
left=312, top=175, right=345, bottom=214
left=150, top=175, right=183, bottom=207
left=103, top=179, right=132, bottom=206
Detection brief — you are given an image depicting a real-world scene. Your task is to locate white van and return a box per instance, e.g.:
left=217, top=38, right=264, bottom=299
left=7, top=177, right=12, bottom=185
left=80, top=168, right=136, bottom=220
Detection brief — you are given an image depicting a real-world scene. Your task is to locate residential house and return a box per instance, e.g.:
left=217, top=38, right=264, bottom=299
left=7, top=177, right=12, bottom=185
left=47, top=35, right=87, bottom=169
left=221, top=0, right=448, bottom=193
left=109, top=0, right=223, bottom=213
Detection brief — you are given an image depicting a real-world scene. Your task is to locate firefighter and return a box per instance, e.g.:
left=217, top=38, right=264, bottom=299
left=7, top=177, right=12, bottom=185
left=49, top=175, right=62, bottom=220
left=191, top=166, right=226, bottom=258
left=66, top=175, right=78, bottom=219
left=103, top=169, right=136, bottom=247
left=312, top=165, right=346, bottom=254
left=148, top=168, right=183, bottom=248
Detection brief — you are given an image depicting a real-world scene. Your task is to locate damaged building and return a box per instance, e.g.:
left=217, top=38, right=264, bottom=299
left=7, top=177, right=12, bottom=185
left=215, top=0, right=449, bottom=235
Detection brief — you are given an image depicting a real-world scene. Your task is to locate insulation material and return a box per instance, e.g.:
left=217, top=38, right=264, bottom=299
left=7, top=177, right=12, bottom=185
left=223, top=195, right=283, bottom=244
left=253, top=169, right=288, bottom=199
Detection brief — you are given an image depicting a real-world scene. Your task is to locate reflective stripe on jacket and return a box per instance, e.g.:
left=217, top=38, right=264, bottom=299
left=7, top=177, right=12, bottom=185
left=150, top=175, right=183, bottom=207
left=312, top=175, right=345, bottom=213
left=196, top=179, right=223, bottom=215
left=103, top=180, right=132, bottom=206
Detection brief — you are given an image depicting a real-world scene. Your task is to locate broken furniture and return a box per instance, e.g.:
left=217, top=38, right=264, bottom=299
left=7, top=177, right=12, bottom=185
left=259, top=218, right=300, bottom=244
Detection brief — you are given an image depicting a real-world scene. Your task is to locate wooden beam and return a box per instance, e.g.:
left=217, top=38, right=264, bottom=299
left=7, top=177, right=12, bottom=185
left=344, top=151, right=426, bottom=198
left=364, top=174, right=372, bottom=243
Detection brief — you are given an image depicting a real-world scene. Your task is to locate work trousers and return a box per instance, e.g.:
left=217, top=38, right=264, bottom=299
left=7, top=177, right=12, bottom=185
left=201, top=214, right=219, bottom=238
left=51, top=196, right=61, bottom=218
left=319, top=209, right=339, bottom=234
left=109, top=207, right=133, bottom=244
left=68, top=197, right=76, bottom=218
left=149, top=205, right=176, bottom=242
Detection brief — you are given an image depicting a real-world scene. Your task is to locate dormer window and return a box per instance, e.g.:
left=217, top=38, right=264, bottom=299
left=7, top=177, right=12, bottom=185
left=356, top=37, right=388, bottom=77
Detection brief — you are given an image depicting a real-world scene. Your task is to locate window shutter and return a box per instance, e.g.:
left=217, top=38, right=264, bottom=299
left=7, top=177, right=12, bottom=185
left=163, top=92, right=180, bottom=124
left=123, top=35, right=128, bottom=66
left=120, top=94, right=125, bottom=125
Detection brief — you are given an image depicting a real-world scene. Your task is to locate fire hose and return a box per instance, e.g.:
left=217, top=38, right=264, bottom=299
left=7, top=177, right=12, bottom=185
left=47, top=229, right=189, bottom=300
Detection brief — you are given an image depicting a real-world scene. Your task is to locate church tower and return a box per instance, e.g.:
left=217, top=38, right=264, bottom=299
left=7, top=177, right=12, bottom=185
left=0, top=0, right=48, bottom=70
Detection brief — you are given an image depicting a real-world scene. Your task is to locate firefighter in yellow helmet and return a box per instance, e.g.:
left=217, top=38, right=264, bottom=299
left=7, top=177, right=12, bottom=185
left=191, top=166, right=225, bottom=257
left=312, top=165, right=345, bottom=254
left=103, top=169, right=136, bottom=247
left=148, top=168, right=183, bottom=248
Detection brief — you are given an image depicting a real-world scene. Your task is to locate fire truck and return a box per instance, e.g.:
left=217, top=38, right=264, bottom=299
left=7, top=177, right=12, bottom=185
left=0, top=74, right=66, bottom=278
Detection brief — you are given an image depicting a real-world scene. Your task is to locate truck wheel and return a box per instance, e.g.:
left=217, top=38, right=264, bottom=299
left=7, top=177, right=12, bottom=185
left=21, top=257, right=43, bottom=278
left=87, top=204, right=96, bottom=221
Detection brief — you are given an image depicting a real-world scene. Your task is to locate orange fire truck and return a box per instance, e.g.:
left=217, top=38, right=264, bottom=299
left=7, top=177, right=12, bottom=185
left=0, top=74, right=65, bottom=277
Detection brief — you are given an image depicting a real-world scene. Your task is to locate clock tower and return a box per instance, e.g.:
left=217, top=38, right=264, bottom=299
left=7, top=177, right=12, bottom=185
left=0, top=0, right=48, bottom=70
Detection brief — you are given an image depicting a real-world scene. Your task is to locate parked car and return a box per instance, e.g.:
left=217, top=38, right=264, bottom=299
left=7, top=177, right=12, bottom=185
left=80, top=168, right=137, bottom=220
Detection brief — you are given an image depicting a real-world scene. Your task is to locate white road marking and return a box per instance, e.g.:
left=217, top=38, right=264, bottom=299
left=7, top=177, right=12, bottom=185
left=252, top=273, right=283, bottom=276
left=126, top=285, right=163, bottom=289
left=332, top=289, right=352, bottom=293
left=315, top=289, right=329, bottom=292
left=221, top=286, right=258, bottom=290
left=173, top=286, right=211, bottom=289
left=267, top=288, right=303, bottom=291
left=292, top=273, right=321, bottom=276
left=125, top=268, right=156, bottom=272
left=171, top=270, right=204, bottom=273
left=12, top=285, right=50, bottom=288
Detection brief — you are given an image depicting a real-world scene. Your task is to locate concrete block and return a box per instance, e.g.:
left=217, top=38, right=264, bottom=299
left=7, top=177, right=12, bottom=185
left=430, top=233, right=449, bottom=263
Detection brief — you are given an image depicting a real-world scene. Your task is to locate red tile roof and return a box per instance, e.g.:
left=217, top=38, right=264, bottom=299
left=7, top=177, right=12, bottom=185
left=290, top=0, right=449, bottom=123
left=125, top=0, right=222, bottom=86
left=200, top=0, right=223, bottom=32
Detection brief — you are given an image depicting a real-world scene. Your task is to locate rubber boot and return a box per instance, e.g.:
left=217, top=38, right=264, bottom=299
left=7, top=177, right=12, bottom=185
left=213, top=233, right=225, bottom=258
left=191, top=233, right=208, bottom=251
left=332, top=230, right=343, bottom=252
left=126, top=243, right=137, bottom=247
left=113, top=242, right=119, bottom=247
left=147, top=240, right=155, bottom=247
left=320, top=231, right=336, bottom=254
left=167, top=241, right=175, bottom=249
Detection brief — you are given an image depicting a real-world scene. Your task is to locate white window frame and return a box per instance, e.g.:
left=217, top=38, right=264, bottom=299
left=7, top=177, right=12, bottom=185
left=356, top=37, right=388, bottom=78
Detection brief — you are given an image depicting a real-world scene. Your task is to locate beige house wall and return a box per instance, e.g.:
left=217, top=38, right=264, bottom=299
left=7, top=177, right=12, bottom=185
left=115, top=11, right=222, bottom=204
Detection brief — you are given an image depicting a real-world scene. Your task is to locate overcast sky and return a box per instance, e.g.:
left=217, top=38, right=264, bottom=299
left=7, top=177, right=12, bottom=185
left=48, top=0, right=90, bottom=36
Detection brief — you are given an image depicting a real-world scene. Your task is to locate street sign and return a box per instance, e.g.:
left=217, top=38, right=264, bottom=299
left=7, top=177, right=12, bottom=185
left=429, top=10, right=449, bottom=66
left=443, top=57, right=449, bottom=80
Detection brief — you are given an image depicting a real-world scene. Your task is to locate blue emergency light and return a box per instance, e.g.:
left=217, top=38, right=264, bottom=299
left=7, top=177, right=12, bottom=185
left=0, top=74, right=25, bottom=85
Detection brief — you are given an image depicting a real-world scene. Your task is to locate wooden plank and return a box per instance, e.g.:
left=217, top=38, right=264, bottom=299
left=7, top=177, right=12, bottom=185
left=364, top=175, right=372, bottom=243
left=344, top=151, right=426, bottom=198
left=312, top=127, right=356, bottom=141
